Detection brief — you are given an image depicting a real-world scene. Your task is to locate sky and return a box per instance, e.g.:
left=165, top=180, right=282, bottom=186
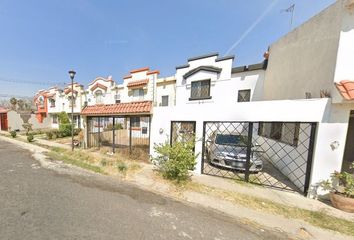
left=0, top=0, right=335, bottom=98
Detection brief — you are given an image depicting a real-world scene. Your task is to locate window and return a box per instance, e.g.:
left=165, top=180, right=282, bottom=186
left=49, top=98, right=56, bottom=107
left=130, top=117, right=140, bottom=128
left=133, top=89, right=144, bottom=100
left=258, top=122, right=300, bottom=146
left=115, top=100, right=121, bottom=104
left=95, top=90, right=103, bottom=104
left=161, top=95, right=169, bottom=106
left=238, top=89, right=251, bottom=102
left=68, top=96, right=76, bottom=107
left=52, top=114, right=58, bottom=124
left=190, top=79, right=211, bottom=100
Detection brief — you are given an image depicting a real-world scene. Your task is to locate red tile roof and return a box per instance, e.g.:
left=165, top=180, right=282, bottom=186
left=336, top=80, right=354, bottom=100
left=64, top=88, right=78, bottom=95
left=90, top=83, right=108, bottom=92
left=81, top=101, right=152, bottom=116
left=130, top=67, right=149, bottom=74
left=127, top=79, right=149, bottom=88
left=0, top=107, right=9, bottom=114
left=147, top=70, right=160, bottom=75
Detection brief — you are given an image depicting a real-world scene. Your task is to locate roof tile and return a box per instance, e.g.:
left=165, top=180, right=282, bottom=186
left=81, top=101, right=152, bottom=116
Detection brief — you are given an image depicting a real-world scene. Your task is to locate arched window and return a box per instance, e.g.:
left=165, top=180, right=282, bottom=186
left=95, top=90, right=103, bottom=103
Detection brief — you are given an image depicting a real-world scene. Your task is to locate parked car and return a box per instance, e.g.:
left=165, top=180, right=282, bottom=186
left=206, top=132, right=263, bottom=173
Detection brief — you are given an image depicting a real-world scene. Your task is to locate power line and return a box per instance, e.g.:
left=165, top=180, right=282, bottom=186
left=224, top=0, right=280, bottom=56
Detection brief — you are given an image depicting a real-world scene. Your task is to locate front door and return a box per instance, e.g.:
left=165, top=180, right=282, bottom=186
left=342, top=111, right=354, bottom=173
left=0, top=113, right=8, bottom=131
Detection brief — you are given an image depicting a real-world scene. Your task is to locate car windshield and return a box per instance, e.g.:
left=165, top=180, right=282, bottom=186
left=215, top=134, right=247, bottom=146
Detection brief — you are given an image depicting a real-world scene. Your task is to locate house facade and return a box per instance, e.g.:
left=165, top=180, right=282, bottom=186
left=150, top=0, right=354, bottom=197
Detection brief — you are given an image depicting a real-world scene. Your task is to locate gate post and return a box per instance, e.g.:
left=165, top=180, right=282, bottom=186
left=112, top=117, right=115, bottom=153
left=98, top=117, right=101, bottom=149
left=304, top=122, right=317, bottom=196
left=129, top=116, right=132, bottom=155
left=245, top=122, right=253, bottom=182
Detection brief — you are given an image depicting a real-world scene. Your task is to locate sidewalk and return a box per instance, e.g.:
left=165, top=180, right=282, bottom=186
left=1, top=134, right=353, bottom=240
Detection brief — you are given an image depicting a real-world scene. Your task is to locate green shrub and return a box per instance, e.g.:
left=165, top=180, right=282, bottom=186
left=58, top=112, right=70, bottom=124
left=22, top=123, right=33, bottom=135
left=27, top=134, right=34, bottom=142
left=10, top=131, right=17, bottom=138
left=59, top=123, right=72, bottom=137
left=117, top=161, right=128, bottom=173
left=100, top=159, right=108, bottom=167
left=46, top=131, right=53, bottom=140
left=152, top=139, right=197, bottom=182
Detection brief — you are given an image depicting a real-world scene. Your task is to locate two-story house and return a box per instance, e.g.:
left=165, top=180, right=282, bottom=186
left=81, top=67, right=176, bottom=151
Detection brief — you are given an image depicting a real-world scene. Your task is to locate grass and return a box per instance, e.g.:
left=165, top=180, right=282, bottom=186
left=186, top=182, right=354, bottom=236
left=47, top=147, right=104, bottom=174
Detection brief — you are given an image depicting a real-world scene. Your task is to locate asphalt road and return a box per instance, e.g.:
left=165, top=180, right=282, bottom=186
left=0, top=139, right=289, bottom=240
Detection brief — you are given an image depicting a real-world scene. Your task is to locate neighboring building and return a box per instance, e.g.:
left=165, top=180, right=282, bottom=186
left=34, top=90, right=49, bottom=123
left=81, top=67, right=175, bottom=151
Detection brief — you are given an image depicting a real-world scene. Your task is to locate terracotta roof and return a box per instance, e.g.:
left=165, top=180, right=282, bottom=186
left=147, top=70, right=160, bottom=75
left=90, top=83, right=108, bottom=92
left=130, top=67, right=149, bottom=74
left=336, top=80, right=354, bottom=100
left=127, top=79, right=149, bottom=88
left=64, top=88, right=78, bottom=95
left=0, top=107, right=9, bottom=114
left=123, top=75, right=132, bottom=79
left=88, top=77, right=114, bottom=86
left=46, top=93, right=56, bottom=98
left=81, top=101, right=152, bottom=116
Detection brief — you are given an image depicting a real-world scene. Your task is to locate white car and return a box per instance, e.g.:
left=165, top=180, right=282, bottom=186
left=206, top=133, right=263, bottom=172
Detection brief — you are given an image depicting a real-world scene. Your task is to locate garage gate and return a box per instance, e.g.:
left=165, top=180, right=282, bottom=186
left=171, top=121, right=317, bottom=195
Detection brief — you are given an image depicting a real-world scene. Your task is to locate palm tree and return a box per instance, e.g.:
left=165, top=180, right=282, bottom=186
left=9, top=97, right=17, bottom=110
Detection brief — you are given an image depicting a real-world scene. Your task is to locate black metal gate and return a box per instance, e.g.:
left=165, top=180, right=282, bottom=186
left=201, top=121, right=316, bottom=195
left=87, top=116, right=151, bottom=158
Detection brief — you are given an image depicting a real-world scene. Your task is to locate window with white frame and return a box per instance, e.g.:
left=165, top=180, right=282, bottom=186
left=161, top=95, right=169, bottom=106
left=52, top=114, right=58, bottom=124
left=132, top=88, right=144, bottom=100
left=190, top=79, right=211, bottom=100
left=49, top=98, right=56, bottom=107
left=238, top=89, right=251, bottom=102
left=95, top=90, right=103, bottom=104
left=258, top=122, right=300, bottom=147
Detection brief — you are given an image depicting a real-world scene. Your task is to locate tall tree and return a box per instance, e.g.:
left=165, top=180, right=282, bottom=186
left=17, top=99, right=24, bottom=111
left=9, top=97, right=17, bottom=110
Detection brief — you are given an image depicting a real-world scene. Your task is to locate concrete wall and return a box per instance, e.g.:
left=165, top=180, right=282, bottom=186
left=7, top=110, right=50, bottom=131
left=150, top=99, right=336, bottom=189
left=263, top=1, right=342, bottom=100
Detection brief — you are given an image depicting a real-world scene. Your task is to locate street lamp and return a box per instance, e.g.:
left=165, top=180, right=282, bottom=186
left=68, top=70, right=76, bottom=151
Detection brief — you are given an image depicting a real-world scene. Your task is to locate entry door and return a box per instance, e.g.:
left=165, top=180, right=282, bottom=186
left=0, top=114, right=8, bottom=131
left=342, top=111, right=354, bottom=173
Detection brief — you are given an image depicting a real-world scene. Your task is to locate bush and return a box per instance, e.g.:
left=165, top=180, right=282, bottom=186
left=117, top=161, right=128, bottom=173
left=152, top=139, right=197, bottom=182
left=27, top=134, right=34, bottom=142
left=10, top=131, right=17, bottom=138
left=46, top=131, right=53, bottom=140
left=22, top=123, right=33, bottom=135
left=59, top=123, right=72, bottom=137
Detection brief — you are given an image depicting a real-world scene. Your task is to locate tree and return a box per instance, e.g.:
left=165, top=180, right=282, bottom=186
left=17, top=99, right=24, bottom=111
left=9, top=97, right=17, bottom=110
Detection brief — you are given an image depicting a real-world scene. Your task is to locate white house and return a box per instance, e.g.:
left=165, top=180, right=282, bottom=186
left=150, top=0, right=354, bottom=197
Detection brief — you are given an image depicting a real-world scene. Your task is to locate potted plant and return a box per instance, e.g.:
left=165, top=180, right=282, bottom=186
left=320, top=163, right=354, bottom=213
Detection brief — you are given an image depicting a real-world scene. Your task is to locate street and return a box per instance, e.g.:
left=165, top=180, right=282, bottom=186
left=0, top=140, right=288, bottom=240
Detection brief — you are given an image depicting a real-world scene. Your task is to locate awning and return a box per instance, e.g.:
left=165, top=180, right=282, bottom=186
left=127, top=79, right=149, bottom=88
left=335, top=80, right=354, bottom=100
left=81, top=101, right=152, bottom=116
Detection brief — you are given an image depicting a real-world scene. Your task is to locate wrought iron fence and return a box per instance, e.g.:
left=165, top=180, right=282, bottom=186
left=201, top=121, right=317, bottom=195
left=87, top=116, right=151, bottom=156
left=170, top=121, right=196, bottom=145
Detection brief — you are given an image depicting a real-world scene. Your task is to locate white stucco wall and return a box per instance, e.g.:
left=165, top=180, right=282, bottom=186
left=150, top=98, right=350, bottom=195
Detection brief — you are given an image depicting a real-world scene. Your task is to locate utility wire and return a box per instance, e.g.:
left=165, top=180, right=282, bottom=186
left=224, top=0, right=280, bottom=56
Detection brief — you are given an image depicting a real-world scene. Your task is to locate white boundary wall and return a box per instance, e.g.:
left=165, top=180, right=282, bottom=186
left=150, top=98, right=351, bottom=194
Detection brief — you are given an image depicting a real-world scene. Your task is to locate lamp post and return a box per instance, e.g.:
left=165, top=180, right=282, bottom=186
left=68, top=70, right=76, bottom=151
